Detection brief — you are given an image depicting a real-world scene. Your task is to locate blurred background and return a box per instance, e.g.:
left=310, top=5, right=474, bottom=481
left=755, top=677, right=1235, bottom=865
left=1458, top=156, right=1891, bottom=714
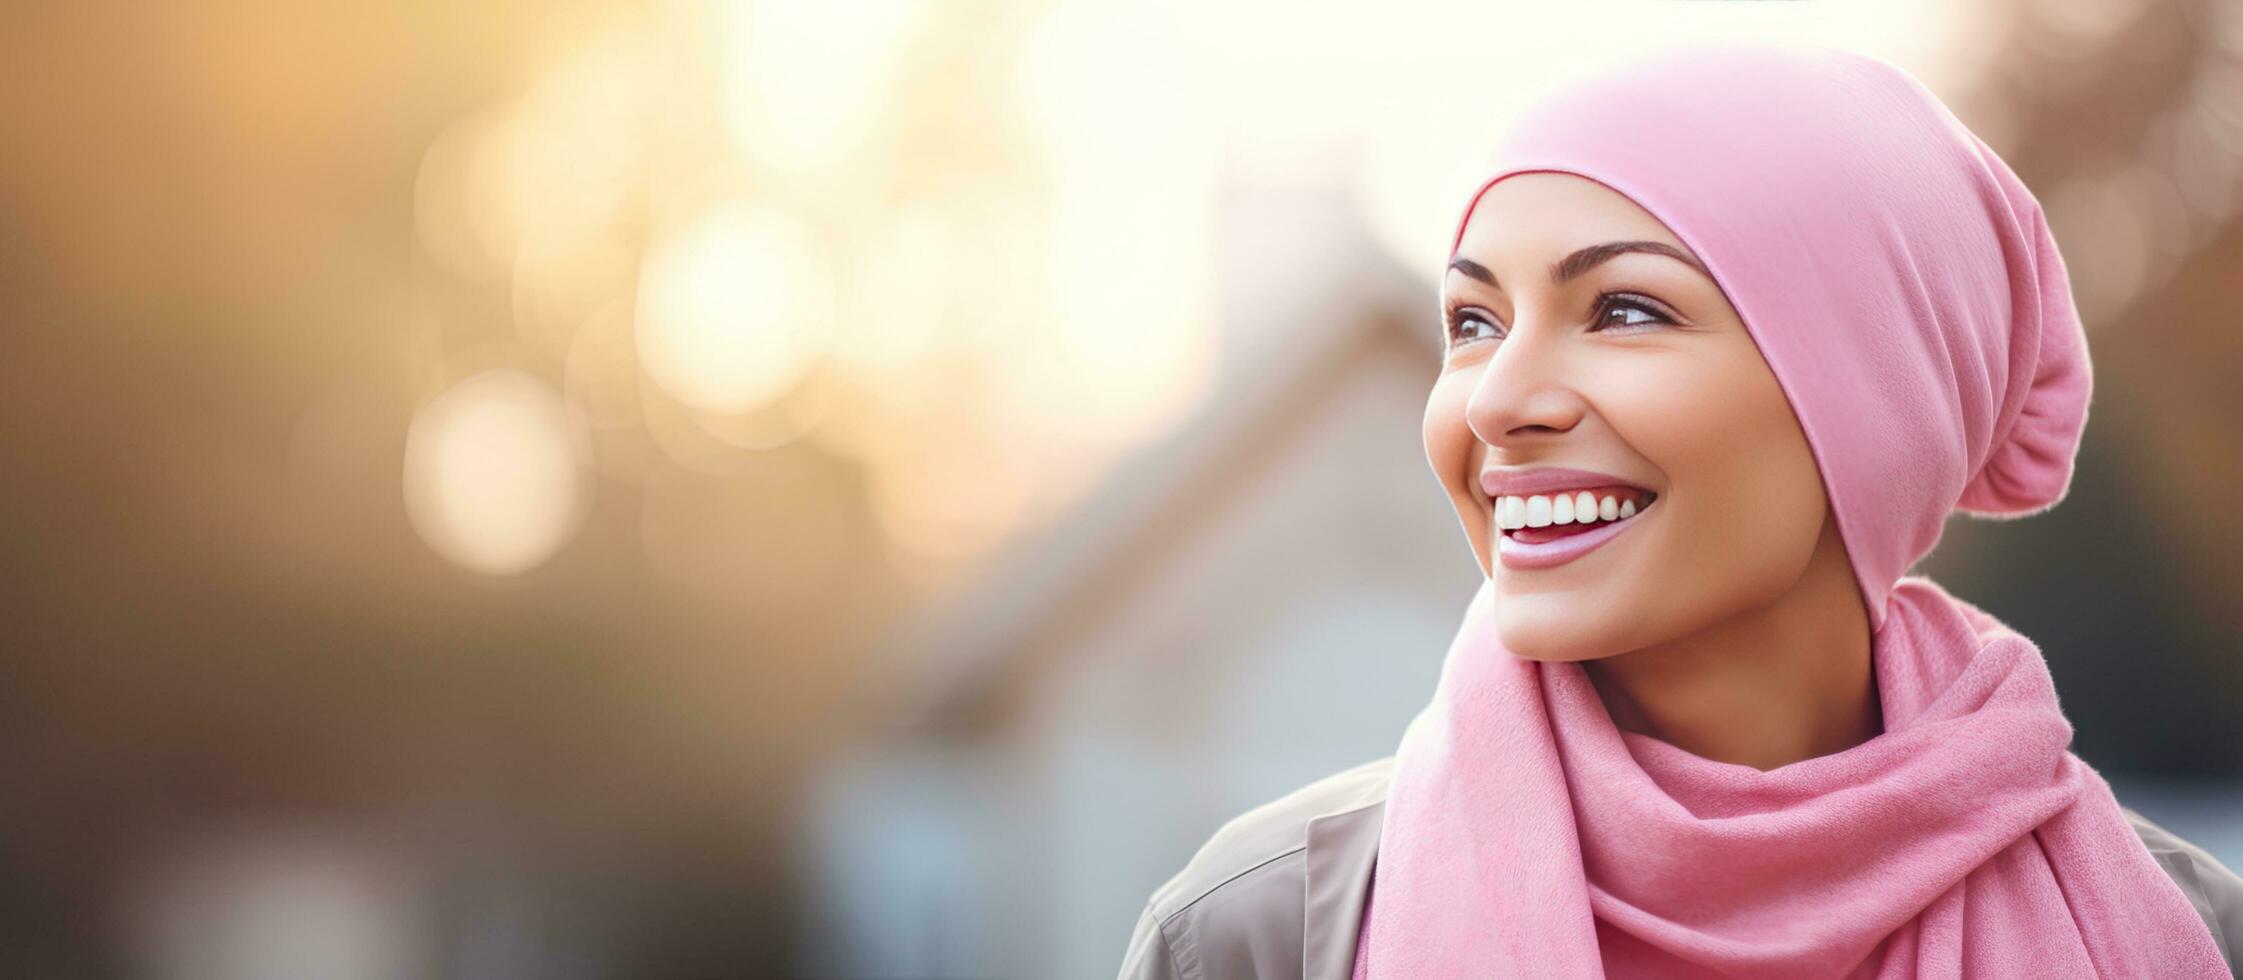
left=2, top=0, right=2239, bottom=977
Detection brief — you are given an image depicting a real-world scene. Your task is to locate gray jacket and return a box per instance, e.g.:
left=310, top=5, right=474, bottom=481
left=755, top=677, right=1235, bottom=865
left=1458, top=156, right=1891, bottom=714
left=1118, top=755, right=2243, bottom=979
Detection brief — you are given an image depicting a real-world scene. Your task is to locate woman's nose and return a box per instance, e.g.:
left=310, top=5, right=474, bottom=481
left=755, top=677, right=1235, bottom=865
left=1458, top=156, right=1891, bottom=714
left=1464, top=330, right=1588, bottom=447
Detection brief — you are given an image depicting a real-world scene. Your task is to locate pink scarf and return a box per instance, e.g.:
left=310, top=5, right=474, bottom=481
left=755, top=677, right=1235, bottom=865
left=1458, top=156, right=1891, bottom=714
left=1355, top=43, right=2229, bottom=978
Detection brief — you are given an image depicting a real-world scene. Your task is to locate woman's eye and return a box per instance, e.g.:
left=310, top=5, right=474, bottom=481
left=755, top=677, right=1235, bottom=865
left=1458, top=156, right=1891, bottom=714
left=1594, top=295, right=1672, bottom=331
left=1445, top=307, right=1503, bottom=346
left=1444, top=294, right=1671, bottom=349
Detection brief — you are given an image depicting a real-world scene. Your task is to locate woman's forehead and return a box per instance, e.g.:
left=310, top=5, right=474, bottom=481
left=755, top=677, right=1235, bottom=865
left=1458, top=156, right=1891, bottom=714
left=1454, top=172, right=1691, bottom=261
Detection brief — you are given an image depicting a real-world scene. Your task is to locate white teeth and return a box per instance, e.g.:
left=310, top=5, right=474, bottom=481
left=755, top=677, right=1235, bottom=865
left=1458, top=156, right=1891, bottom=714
left=1493, top=490, right=1651, bottom=533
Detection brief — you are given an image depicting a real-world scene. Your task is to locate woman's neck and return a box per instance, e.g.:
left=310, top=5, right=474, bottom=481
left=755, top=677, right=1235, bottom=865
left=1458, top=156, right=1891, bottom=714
left=1581, top=520, right=1881, bottom=773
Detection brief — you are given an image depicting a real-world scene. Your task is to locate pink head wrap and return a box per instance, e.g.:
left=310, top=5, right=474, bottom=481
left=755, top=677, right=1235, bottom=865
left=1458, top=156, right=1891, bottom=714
left=1354, top=43, right=2228, bottom=978
left=1452, top=43, right=2092, bottom=632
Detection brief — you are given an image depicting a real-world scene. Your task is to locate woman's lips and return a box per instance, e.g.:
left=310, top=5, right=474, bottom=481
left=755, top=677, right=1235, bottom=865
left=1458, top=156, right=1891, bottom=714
left=1496, top=498, right=1654, bottom=571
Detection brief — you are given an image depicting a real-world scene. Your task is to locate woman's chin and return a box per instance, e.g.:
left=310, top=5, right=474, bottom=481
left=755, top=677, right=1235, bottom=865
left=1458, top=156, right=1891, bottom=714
left=1493, top=604, right=1621, bottom=663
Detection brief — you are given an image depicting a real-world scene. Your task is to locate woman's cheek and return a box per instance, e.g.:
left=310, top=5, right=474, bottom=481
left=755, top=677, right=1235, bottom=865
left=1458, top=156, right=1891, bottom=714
left=1623, top=354, right=1823, bottom=614
left=1603, top=350, right=1766, bottom=483
left=1423, top=371, right=1492, bottom=569
left=1422, top=372, right=1475, bottom=485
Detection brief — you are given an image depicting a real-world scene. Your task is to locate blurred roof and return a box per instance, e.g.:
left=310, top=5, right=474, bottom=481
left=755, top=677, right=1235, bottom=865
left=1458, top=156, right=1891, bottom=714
left=866, top=181, right=1438, bottom=731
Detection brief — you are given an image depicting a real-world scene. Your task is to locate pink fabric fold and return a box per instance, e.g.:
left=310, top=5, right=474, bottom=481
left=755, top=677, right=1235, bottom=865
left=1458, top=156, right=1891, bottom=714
left=1356, top=43, right=2227, bottom=978
left=1357, top=578, right=2227, bottom=978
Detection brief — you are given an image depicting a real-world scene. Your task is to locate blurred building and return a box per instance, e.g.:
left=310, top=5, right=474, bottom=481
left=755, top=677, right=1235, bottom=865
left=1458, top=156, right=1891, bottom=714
left=799, top=183, right=1478, bottom=978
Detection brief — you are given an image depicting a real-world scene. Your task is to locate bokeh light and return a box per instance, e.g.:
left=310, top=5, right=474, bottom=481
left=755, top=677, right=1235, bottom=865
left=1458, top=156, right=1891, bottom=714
left=718, top=0, right=928, bottom=175
left=127, top=829, right=426, bottom=980
left=402, top=367, right=593, bottom=576
left=634, top=201, right=835, bottom=418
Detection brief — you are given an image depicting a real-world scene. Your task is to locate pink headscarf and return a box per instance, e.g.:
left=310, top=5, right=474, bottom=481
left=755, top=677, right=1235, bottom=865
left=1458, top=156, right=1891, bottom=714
left=1355, top=43, right=2227, bottom=977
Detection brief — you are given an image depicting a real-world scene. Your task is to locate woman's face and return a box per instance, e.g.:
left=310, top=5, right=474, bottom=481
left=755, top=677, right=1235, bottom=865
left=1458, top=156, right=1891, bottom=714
left=1424, top=171, right=1838, bottom=662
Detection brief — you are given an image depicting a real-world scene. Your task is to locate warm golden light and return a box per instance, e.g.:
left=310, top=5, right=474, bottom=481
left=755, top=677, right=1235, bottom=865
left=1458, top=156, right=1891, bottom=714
left=717, top=0, right=927, bottom=174
left=1014, top=0, right=1222, bottom=450
left=402, top=368, right=592, bottom=575
left=412, top=110, right=519, bottom=284
left=634, top=201, right=834, bottom=417
left=826, top=200, right=951, bottom=382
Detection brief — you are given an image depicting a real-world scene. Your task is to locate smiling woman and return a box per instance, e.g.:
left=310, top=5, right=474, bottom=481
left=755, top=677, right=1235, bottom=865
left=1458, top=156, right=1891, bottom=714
left=1427, top=174, right=1863, bottom=747
left=1463, top=180, right=1882, bottom=780
left=1118, top=41, right=2243, bottom=980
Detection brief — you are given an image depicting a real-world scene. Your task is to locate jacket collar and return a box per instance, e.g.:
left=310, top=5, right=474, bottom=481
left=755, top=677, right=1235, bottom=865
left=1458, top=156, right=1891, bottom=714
left=1302, top=798, right=1385, bottom=980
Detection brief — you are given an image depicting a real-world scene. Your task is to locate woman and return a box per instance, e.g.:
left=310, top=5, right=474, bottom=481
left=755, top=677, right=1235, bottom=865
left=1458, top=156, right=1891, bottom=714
left=1118, top=43, right=2243, bottom=979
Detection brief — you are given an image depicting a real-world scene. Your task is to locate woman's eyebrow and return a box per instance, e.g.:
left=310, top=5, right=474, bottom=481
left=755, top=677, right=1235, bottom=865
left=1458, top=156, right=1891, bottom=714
left=1447, top=240, right=1709, bottom=289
